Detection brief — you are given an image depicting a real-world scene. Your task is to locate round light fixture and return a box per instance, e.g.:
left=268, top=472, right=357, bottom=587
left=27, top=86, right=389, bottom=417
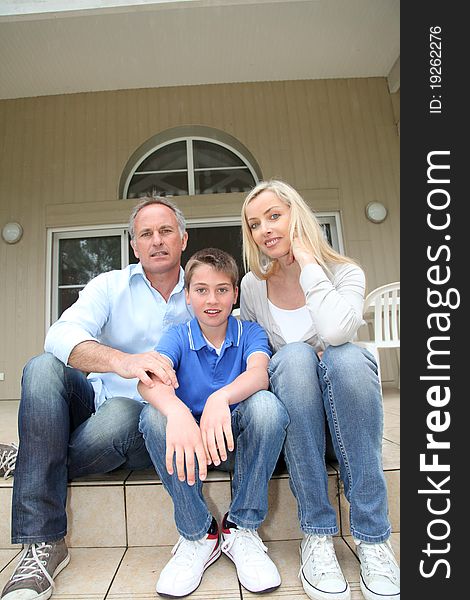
left=365, top=202, right=388, bottom=224
left=2, top=222, right=23, bottom=244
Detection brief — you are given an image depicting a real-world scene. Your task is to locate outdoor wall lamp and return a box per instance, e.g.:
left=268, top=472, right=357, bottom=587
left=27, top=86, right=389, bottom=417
left=365, top=202, right=388, bottom=224
left=2, top=222, right=23, bottom=244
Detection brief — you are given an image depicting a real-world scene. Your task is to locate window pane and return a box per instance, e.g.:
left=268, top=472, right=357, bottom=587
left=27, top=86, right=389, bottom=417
left=320, top=223, right=332, bottom=247
left=59, top=236, right=121, bottom=285
left=194, top=168, right=255, bottom=194
left=128, top=172, right=189, bottom=198
left=58, top=287, right=82, bottom=316
left=137, top=141, right=187, bottom=172
left=193, top=140, right=245, bottom=169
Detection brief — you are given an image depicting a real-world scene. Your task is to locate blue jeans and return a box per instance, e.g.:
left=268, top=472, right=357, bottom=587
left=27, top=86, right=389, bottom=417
left=139, top=390, right=289, bottom=540
left=12, top=353, right=152, bottom=544
left=269, top=342, right=391, bottom=543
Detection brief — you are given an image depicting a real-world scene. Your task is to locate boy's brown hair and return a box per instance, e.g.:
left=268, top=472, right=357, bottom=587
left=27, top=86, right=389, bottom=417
left=184, top=248, right=239, bottom=290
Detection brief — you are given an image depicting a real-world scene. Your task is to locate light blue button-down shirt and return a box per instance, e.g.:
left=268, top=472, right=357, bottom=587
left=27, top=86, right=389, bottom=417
left=44, top=263, right=192, bottom=409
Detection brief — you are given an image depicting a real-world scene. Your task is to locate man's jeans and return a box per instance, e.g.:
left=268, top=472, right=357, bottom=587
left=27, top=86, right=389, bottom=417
left=139, top=390, right=289, bottom=540
left=12, top=353, right=152, bottom=544
left=269, top=342, right=391, bottom=543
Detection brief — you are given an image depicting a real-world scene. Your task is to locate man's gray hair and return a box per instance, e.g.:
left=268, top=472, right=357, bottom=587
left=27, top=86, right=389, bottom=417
left=128, top=196, right=186, bottom=240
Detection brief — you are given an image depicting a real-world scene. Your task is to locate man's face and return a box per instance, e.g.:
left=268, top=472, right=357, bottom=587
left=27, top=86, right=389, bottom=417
left=131, top=204, right=188, bottom=277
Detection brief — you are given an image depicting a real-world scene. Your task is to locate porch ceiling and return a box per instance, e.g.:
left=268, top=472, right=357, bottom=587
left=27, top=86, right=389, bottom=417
left=0, top=0, right=400, bottom=100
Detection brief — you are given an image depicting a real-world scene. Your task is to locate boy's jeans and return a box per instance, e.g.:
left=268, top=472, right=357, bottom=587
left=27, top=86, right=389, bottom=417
left=12, top=353, right=152, bottom=544
left=139, top=390, right=289, bottom=540
left=269, top=341, right=391, bottom=543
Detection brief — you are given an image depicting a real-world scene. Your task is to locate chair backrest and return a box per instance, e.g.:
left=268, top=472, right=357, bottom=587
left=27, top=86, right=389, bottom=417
left=363, top=282, right=400, bottom=348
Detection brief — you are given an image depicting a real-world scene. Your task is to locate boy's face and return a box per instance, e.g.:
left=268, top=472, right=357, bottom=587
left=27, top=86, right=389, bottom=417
left=185, top=264, right=238, bottom=332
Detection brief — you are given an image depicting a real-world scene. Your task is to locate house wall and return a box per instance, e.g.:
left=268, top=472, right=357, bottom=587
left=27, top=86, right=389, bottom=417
left=0, top=78, right=399, bottom=399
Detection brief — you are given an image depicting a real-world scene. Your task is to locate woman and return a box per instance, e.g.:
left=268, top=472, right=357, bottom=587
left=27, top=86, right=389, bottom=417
left=240, top=180, right=399, bottom=600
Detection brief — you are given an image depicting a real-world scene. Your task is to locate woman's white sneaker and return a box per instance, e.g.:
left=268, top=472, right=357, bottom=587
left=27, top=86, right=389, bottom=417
left=221, top=514, right=281, bottom=593
left=299, top=534, right=351, bottom=600
left=354, top=539, right=400, bottom=600
left=156, top=518, right=221, bottom=598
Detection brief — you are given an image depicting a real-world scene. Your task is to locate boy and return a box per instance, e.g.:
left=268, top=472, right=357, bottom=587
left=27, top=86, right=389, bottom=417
left=138, top=248, right=288, bottom=598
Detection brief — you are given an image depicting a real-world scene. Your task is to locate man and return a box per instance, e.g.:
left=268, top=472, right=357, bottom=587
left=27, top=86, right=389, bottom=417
left=1, top=197, right=191, bottom=600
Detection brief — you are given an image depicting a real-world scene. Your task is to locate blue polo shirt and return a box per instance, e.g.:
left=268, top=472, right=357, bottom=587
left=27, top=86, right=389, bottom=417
left=156, top=315, right=271, bottom=418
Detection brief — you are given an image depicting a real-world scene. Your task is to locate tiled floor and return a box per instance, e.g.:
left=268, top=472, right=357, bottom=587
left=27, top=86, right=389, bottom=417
left=0, top=388, right=400, bottom=600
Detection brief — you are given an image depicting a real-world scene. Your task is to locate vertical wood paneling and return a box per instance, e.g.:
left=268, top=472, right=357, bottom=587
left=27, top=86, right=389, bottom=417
left=0, top=77, right=400, bottom=398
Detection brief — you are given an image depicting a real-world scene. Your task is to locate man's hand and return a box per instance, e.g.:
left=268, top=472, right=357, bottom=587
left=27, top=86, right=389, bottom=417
left=114, top=351, right=178, bottom=388
left=200, top=391, right=234, bottom=466
left=166, top=404, right=207, bottom=485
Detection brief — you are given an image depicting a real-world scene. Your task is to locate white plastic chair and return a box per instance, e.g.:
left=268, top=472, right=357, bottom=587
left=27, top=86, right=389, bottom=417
left=231, top=307, right=241, bottom=318
left=357, top=282, right=400, bottom=389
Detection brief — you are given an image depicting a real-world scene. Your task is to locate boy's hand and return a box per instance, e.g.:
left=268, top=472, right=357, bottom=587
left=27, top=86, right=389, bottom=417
left=200, top=391, right=234, bottom=466
left=165, top=404, right=207, bottom=485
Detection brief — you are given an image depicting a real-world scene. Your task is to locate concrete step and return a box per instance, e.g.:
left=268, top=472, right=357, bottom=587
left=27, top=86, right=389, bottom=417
left=0, top=392, right=400, bottom=550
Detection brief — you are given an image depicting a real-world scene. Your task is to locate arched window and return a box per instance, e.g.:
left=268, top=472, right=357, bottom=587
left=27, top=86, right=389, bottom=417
left=119, top=126, right=262, bottom=199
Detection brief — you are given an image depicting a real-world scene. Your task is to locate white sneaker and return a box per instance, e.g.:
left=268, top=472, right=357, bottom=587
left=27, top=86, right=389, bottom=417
left=156, top=518, right=221, bottom=598
left=299, top=534, right=351, bottom=600
left=355, top=539, right=400, bottom=600
left=221, top=514, right=281, bottom=593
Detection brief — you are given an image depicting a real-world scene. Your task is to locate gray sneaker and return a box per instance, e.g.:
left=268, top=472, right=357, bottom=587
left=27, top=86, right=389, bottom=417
left=1, top=539, right=70, bottom=600
left=0, top=443, right=17, bottom=480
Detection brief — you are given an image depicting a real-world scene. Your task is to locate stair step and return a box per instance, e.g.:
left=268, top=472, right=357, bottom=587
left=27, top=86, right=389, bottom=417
left=0, top=391, right=399, bottom=550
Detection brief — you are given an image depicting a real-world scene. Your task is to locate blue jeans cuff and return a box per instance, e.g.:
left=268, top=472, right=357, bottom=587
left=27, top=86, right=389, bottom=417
left=350, top=525, right=391, bottom=543
left=301, top=526, right=339, bottom=536
left=176, top=513, right=213, bottom=541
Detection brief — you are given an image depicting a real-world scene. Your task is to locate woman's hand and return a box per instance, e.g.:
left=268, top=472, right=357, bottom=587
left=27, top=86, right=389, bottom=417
left=290, top=238, right=318, bottom=269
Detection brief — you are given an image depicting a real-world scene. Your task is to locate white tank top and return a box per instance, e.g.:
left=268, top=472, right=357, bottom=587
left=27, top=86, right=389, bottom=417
left=268, top=300, right=312, bottom=343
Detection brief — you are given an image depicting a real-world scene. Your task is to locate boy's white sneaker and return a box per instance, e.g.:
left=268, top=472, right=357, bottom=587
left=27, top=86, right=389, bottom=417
left=355, top=539, right=400, bottom=600
left=156, top=518, right=221, bottom=598
left=221, top=514, right=281, bottom=593
left=299, top=534, right=351, bottom=600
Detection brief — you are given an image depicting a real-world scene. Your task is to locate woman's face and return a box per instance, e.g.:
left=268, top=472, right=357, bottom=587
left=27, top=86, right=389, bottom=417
left=245, top=190, right=292, bottom=259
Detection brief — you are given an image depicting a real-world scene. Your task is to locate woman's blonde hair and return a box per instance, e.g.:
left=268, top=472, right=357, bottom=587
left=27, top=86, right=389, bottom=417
left=241, top=180, right=356, bottom=279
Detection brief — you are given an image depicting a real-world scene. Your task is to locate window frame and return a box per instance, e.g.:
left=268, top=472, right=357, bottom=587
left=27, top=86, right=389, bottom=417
left=123, top=136, right=260, bottom=198
left=46, top=225, right=129, bottom=329
left=118, top=125, right=263, bottom=199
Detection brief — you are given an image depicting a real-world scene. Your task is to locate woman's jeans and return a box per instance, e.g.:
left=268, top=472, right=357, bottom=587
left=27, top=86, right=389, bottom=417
left=11, top=353, right=152, bottom=544
left=269, top=342, right=391, bottom=543
left=139, top=390, right=289, bottom=540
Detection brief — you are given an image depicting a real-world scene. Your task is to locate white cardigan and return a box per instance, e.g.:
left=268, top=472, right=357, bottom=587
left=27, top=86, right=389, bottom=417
left=240, top=262, right=366, bottom=354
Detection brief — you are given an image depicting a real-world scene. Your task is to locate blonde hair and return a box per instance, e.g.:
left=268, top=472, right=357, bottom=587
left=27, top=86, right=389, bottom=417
left=241, top=180, right=356, bottom=279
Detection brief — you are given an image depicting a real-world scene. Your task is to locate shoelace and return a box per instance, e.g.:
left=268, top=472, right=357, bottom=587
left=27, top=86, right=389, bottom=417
left=299, top=535, right=340, bottom=578
left=221, top=528, right=268, bottom=564
left=358, top=542, right=398, bottom=580
left=170, top=536, right=211, bottom=567
left=10, top=543, right=55, bottom=587
left=0, top=443, right=17, bottom=479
